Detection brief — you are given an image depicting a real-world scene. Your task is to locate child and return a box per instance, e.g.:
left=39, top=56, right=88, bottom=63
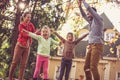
left=53, top=31, right=88, bottom=80
left=9, top=11, right=36, bottom=80
left=23, top=25, right=59, bottom=80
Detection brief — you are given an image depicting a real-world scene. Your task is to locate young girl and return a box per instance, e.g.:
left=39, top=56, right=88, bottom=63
left=53, top=31, right=88, bottom=80
left=23, top=25, right=59, bottom=80
left=9, top=12, right=36, bottom=80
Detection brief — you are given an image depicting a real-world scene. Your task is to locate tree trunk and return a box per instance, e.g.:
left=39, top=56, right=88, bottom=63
left=10, top=1, right=22, bottom=55
left=6, top=0, right=22, bottom=77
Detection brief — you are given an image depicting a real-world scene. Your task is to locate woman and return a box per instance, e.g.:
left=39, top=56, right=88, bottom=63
left=9, top=11, right=36, bottom=80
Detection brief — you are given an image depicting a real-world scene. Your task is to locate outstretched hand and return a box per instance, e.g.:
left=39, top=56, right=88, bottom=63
left=77, top=0, right=82, bottom=7
left=35, top=28, right=41, bottom=34
left=22, top=29, right=29, bottom=33
left=50, top=28, right=55, bottom=33
left=59, top=41, right=62, bottom=46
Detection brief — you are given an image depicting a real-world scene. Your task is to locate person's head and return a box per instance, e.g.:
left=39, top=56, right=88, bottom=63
left=86, top=7, right=97, bottom=21
left=66, top=32, right=74, bottom=41
left=20, top=12, right=31, bottom=23
left=41, top=25, right=50, bottom=39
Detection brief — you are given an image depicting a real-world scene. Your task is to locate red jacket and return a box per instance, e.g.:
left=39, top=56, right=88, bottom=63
left=17, top=22, right=35, bottom=47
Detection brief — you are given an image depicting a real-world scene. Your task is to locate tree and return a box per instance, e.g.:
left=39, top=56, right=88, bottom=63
left=0, top=0, right=65, bottom=79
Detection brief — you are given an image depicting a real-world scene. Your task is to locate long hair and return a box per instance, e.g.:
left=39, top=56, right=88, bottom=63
left=20, top=12, right=31, bottom=22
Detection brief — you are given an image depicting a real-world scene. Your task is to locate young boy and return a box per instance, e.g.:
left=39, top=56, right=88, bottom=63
left=53, top=31, right=88, bottom=80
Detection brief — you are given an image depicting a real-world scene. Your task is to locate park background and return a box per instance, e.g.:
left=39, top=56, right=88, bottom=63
left=0, top=0, right=120, bottom=80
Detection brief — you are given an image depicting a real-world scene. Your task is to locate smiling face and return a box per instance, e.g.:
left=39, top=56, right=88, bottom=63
left=86, top=7, right=97, bottom=21
left=86, top=10, right=93, bottom=21
left=23, top=13, right=31, bottom=23
left=66, top=32, right=74, bottom=41
left=41, top=26, right=50, bottom=39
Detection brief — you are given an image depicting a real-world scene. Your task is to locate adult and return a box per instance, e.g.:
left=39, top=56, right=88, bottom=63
left=78, top=0, right=104, bottom=80
left=9, top=11, right=36, bottom=80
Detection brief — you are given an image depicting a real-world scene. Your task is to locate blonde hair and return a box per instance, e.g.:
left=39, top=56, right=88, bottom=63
left=41, top=25, right=50, bottom=31
left=41, top=25, right=51, bottom=36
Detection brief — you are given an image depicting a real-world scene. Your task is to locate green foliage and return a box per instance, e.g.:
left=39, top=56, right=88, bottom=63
left=0, top=0, right=65, bottom=79
left=31, top=0, right=65, bottom=30
left=50, top=34, right=60, bottom=56
left=0, top=13, right=13, bottom=78
left=0, top=0, right=86, bottom=79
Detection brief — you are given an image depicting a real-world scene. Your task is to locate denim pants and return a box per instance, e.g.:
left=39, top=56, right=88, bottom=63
left=58, top=58, right=72, bottom=80
left=9, top=44, right=30, bottom=80
left=84, top=43, right=103, bottom=80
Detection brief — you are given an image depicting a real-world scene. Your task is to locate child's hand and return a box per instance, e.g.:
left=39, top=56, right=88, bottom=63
left=59, top=41, right=62, bottom=46
left=50, top=28, right=55, bottom=33
left=35, top=28, right=41, bottom=34
left=22, top=29, right=29, bottom=33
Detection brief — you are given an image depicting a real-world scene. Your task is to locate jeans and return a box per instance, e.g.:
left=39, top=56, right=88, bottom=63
left=9, top=44, right=30, bottom=80
left=58, top=58, right=72, bottom=80
left=84, top=43, right=103, bottom=80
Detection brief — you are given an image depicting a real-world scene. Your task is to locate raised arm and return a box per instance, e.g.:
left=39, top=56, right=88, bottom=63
left=53, top=32, right=66, bottom=43
left=78, top=0, right=91, bottom=24
left=74, top=33, right=89, bottom=44
left=82, top=0, right=103, bottom=24
left=51, top=38, right=60, bottom=45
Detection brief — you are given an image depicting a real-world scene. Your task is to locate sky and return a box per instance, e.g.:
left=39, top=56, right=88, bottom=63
left=60, top=1, right=120, bottom=37
left=100, top=2, right=120, bottom=32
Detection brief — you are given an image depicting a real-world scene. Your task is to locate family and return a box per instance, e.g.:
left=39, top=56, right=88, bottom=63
left=9, top=0, right=104, bottom=80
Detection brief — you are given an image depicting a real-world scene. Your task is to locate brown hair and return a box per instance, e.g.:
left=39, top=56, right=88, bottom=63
left=66, top=32, right=75, bottom=40
left=20, top=12, right=31, bottom=22
left=67, top=32, right=74, bottom=37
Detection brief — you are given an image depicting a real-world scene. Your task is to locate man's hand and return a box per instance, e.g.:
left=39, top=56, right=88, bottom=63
left=77, top=0, right=82, bottom=7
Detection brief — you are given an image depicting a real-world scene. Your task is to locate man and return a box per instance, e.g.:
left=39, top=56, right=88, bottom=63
left=78, top=0, right=104, bottom=80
